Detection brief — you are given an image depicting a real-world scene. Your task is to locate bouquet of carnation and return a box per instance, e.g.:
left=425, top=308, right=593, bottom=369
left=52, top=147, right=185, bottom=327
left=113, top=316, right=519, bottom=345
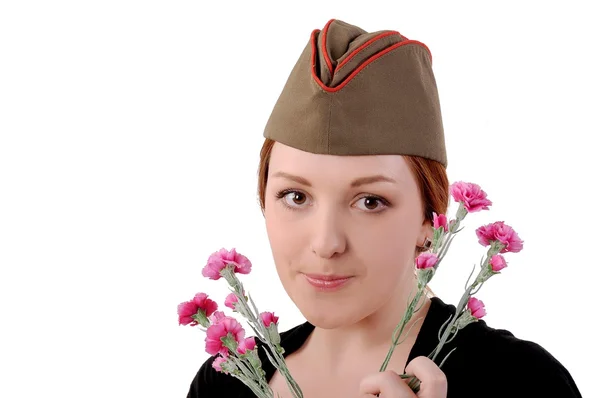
left=177, top=181, right=524, bottom=396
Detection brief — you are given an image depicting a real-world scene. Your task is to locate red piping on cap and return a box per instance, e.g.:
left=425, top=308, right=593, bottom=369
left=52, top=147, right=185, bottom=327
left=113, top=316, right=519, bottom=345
left=310, top=29, right=432, bottom=93
left=336, top=30, right=401, bottom=71
left=321, top=18, right=335, bottom=76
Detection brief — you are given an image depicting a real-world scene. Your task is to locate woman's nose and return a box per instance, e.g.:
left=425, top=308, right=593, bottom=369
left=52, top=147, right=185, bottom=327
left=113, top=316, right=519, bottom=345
left=309, top=209, right=347, bottom=259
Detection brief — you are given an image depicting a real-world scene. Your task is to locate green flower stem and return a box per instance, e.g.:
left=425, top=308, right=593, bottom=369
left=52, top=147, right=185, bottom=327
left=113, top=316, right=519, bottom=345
left=230, top=371, right=270, bottom=398
left=224, top=269, right=303, bottom=398
left=430, top=260, right=490, bottom=363
left=430, top=288, right=470, bottom=363
left=228, top=355, right=271, bottom=397
left=408, top=377, right=421, bottom=392
left=435, top=230, right=454, bottom=264
left=429, top=239, right=505, bottom=364
left=402, top=346, right=458, bottom=393
left=379, top=206, right=467, bottom=373
left=435, top=207, right=465, bottom=266
left=262, top=346, right=302, bottom=398
left=233, top=353, right=271, bottom=394
left=379, top=290, right=425, bottom=372
left=246, top=293, right=303, bottom=398
left=232, top=356, right=273, bottom=398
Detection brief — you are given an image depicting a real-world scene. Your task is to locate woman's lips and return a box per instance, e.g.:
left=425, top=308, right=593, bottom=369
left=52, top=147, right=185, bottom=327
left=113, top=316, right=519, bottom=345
left=303, top=274, right=354, bottom=291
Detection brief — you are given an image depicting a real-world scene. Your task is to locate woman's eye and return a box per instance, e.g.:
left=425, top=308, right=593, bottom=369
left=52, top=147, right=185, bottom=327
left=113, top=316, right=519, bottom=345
left=276, top=190, right=387, bottom=212
left=283, top=191, right=307, bottom=207
left=355, top=196, right=387, bottom=211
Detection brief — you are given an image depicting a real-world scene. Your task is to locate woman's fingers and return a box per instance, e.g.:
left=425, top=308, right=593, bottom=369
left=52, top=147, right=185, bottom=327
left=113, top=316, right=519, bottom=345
left=358, top=370, right=414, bottom=397
left=405, top=356, right=447, bottom=397
left=358, top=357, right=447, bottom=397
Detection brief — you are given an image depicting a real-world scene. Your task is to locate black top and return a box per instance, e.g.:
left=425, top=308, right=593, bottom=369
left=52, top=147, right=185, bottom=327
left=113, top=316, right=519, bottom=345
left=187, top=297, right=582, bottom=397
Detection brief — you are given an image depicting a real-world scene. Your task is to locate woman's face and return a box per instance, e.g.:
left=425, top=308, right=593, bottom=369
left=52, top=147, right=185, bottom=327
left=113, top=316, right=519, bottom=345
left=264, top=142, right=431, bottom=329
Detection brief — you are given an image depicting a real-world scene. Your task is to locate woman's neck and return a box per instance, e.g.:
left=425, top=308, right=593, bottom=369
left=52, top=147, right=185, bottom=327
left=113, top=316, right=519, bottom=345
left=304, top=291, right=432, bottom=371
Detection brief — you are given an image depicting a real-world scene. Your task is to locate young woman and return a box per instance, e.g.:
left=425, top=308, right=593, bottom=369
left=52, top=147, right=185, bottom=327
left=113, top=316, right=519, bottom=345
left=187, top=19, right=582, bottom=397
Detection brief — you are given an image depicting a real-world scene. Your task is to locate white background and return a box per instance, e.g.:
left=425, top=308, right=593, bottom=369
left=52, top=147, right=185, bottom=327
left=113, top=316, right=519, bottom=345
left=0, top=1, right=597, bottom=397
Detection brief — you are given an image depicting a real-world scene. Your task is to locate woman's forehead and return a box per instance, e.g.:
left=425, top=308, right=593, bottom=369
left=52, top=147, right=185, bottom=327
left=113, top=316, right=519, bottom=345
left=268, top=142, right=413, bottom=186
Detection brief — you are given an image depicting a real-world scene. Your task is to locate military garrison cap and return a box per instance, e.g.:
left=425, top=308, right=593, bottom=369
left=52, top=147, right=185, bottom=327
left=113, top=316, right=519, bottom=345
left=263, top=18, right=448, bottom=168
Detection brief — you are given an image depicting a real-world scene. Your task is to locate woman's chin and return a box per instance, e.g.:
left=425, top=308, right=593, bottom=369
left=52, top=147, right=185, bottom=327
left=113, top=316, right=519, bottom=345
left=281, top=278, right=382, bottom=329
left=303, top=312, right=353, bottom=329
left=295, top=302, right=366, bottom=329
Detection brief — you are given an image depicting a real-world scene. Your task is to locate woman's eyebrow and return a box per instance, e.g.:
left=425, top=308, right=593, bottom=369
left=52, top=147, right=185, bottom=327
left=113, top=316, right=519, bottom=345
left=272, top=171, right=397, bottom=187
left=272, top=171, right=312, bottom=186
left=349, top=175, right=397, bottom=187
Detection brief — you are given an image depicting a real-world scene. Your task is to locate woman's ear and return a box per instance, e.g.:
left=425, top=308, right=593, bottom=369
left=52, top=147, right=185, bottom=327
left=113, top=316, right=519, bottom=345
left=416, top=218, right=433, bottom=251
left=421, top=217, right=433, bottom=238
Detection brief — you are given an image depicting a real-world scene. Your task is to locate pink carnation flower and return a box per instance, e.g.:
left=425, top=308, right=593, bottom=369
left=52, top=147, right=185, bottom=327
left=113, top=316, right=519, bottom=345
left=177, top=292, right=218, bottom=326
left=237, top=336, right=257, bottom=355
left=415, top=252, right=438, bottom=269
left=433, top=212, right=448, bottom=232
left=476, top=221, right=524, bottom=253
left=209, top=310, right=226, bottom=324
left=205, top=317, right=245, bottom=356
left=467, top=297, right=486, bottom=319
left=450, top=181, right=492, bottom=213
left=224, top=293, right=239, bottom=310
left=212, top=355, right=228, bottom=373
left=490, top=254, right=508, bottom=272
left=259, top=311, right=279, bottom=327
left=202, top=248, right=253, bottom=280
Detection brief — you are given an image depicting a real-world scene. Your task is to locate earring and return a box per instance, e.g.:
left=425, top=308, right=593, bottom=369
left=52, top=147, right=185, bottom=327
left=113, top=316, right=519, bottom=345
left=421, top=237, right=432, bottom=250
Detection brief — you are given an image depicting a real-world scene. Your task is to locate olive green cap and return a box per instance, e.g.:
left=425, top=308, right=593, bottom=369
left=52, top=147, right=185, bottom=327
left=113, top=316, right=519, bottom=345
left=263, top=18, right=448, bottom=168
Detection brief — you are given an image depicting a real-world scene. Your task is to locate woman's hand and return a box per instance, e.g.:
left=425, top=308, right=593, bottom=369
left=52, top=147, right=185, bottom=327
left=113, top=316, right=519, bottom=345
left=358, top=356, right=447, bottom=397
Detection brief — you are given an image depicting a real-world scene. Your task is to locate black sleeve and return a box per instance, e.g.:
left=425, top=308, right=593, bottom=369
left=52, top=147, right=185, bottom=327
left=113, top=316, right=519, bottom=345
left=505, top=339, right=582, bottom=397
left=186, top=355, right=247, bottom=398
left=186, top=356, right=215, bottom=398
